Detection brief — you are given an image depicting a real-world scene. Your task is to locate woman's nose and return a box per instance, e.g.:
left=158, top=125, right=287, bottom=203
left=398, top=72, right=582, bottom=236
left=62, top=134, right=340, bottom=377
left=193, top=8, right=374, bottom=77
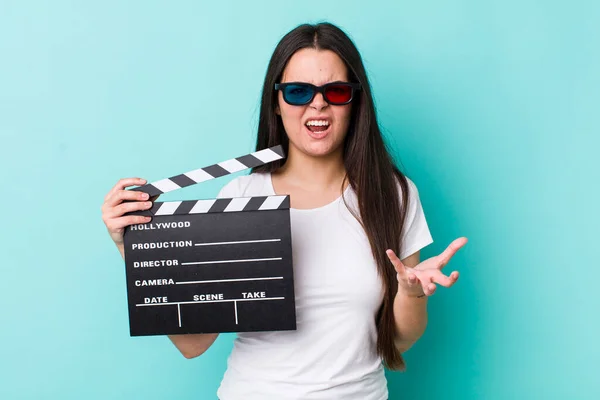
left=309, top=92, right=328, bottom=111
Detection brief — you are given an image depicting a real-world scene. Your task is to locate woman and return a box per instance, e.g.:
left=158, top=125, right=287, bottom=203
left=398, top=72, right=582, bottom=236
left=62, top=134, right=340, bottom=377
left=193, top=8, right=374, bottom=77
left=101, top=22, right=467, bottom=400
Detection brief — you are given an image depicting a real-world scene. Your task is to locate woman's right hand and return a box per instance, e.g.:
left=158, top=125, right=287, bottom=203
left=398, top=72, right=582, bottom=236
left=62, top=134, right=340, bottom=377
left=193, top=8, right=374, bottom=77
left=101, top=177, right=155, bottom=249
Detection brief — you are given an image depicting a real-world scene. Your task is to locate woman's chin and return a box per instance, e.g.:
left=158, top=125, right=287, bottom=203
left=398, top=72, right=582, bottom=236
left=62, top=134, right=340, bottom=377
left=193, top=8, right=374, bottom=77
left=300, top=141, right=342, bottom=158
left=287, top=129, right=345, bottom=158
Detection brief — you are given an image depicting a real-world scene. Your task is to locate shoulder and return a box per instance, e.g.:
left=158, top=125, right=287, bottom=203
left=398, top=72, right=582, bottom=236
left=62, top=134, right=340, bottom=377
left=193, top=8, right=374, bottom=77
left=394, top=175, right=421, bottom=205
left=217, top=172, right=272, bottom=198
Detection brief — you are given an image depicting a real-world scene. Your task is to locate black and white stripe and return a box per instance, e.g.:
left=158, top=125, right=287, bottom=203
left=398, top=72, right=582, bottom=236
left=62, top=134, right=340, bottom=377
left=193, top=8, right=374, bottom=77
left=131, top=195, right=290, bottom=216
left=134, top=145, right=285, bottom=197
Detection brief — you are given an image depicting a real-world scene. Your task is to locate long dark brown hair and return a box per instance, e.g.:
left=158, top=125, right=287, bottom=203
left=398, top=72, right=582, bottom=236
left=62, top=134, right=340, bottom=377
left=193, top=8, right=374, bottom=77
left=252, top=22, right=411, bottom=370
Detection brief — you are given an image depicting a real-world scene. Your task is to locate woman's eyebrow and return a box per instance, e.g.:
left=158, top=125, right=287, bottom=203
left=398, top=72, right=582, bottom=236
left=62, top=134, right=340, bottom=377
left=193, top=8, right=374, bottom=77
left=281, top=77, right=347, bottom=85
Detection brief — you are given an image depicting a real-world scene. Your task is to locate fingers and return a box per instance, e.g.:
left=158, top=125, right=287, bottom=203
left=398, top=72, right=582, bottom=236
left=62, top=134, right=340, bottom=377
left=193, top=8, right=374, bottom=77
left=102, top=201, right=153, bottom=230
left=102, top=178, right=151, bottom=216
left=102, top=178, right=153, bottom=228
left=429, top=270, right=459, bottom=288
left=104, top=178, right=147, bottom=202
left=424, top=283, right=436, bottom=296
left=407, top=273, right=418, bottom=287
left=412, top=269, right=459, bottom=296
left=415, top=273, right=436, bottom=296
left=105, top=188, right=150, bottom=208
left=107, top=200, right=154, bottom=219
left=386, top=249, right=406, bottom=279
left=386, top=249, right=405, bottom=270
left=437, top=237, right=468, bottom=268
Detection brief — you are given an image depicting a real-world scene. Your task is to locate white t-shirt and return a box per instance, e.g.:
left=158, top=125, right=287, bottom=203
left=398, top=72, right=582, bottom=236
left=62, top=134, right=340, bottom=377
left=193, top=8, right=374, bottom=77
left=215, top=172, right=433, bottom=400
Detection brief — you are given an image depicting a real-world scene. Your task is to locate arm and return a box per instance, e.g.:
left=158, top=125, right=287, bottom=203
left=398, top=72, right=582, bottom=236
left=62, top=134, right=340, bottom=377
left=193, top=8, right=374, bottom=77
left=387, top=237, right=467, bottom=354
left=168, top=333, right=219, bottom=359
left=392, top=251, right=428, bottom=353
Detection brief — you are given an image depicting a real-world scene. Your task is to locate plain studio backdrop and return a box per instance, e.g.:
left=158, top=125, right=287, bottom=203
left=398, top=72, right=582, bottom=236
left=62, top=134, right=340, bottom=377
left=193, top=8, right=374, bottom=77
left=0, top=1, right=598, bottom=399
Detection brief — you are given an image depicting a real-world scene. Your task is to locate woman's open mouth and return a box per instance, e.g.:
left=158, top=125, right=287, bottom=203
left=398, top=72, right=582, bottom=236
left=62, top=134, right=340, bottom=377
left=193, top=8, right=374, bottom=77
left=304, top=119, right=331, bottom=139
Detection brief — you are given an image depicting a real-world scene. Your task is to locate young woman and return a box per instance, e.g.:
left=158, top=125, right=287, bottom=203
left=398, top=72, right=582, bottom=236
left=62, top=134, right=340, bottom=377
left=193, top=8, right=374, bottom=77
left=101, top=22, right=467, bottom=400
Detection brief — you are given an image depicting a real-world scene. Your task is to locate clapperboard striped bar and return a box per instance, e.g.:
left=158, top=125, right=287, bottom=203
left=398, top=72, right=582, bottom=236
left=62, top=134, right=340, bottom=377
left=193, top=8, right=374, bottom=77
left=131, top=195, right=290, bottom=217
left=122, top=146, right=296, bottom=336
left=133, top=145, right=285, bottom=198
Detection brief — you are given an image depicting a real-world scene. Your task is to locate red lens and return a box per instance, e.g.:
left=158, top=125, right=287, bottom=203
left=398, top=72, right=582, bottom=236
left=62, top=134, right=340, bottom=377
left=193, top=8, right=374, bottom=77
left=324, top=84, right=353, bottom=104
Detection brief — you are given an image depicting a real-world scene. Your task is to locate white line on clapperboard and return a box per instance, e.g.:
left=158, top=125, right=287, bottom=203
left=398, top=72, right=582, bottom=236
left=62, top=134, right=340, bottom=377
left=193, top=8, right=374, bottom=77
left=194, top=238, right=281, bottom=246
left=181, top=257, right=282, bottom=266
left=180, top=238, right=282, bottom=266
left=176, top=276, right=284, bottom=285
left=137, top=297, right=285, bottom=327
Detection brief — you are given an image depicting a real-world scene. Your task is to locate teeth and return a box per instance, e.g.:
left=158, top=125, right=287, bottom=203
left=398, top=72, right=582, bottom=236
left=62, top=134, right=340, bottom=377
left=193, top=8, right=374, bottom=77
left=306, top=120, right=330, bottom=127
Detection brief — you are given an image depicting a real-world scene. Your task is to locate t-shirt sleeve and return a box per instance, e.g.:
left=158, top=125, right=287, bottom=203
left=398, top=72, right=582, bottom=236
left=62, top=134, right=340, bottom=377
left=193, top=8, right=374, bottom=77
left=216, top=177, right=243, bottom=199
left=399, top=178, right=434, bottom=260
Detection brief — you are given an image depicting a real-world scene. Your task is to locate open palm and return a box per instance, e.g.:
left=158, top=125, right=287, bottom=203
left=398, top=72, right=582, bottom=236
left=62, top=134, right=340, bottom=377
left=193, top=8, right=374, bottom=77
left=386, top=237, right=468, bottom=297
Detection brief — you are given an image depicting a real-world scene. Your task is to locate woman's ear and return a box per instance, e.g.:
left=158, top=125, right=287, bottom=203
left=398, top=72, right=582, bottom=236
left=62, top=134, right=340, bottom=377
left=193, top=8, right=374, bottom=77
left=275, top=105, right=281, bottom=115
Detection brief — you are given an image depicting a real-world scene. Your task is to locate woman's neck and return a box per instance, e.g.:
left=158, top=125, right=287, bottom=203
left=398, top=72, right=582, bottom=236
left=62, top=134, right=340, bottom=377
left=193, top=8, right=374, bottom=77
left=274, top=145, right=346, bottom=191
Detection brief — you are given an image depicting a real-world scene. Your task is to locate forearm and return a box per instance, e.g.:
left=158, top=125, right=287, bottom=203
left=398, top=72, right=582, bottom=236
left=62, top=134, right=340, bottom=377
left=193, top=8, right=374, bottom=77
left=392, top=292, right=428, bottom=352
left=168, top=333, right=219, bottom=359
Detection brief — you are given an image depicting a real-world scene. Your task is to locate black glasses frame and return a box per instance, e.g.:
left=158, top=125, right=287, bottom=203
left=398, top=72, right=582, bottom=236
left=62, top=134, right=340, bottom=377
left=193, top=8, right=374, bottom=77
left=274, top=81, right=362, bottom=105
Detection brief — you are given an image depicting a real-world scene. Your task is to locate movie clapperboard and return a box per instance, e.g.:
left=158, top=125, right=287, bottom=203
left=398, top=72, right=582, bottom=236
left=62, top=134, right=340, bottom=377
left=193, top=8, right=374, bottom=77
left=122, top=146, right=296, bottom=336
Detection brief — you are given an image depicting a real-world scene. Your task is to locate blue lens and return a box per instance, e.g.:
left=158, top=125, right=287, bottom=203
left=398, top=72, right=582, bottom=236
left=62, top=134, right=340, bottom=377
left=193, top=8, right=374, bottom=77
left=283, top=84, right=314, bottom=105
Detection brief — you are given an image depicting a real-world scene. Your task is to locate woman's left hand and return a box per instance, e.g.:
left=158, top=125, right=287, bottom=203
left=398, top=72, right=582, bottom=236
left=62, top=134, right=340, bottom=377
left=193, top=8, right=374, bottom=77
left=386, top=237, right=468, bottom=298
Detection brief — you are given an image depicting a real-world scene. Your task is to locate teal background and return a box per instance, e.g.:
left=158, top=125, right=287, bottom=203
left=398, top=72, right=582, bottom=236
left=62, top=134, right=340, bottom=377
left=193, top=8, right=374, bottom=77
left=1, top=1, right=598, bottom=399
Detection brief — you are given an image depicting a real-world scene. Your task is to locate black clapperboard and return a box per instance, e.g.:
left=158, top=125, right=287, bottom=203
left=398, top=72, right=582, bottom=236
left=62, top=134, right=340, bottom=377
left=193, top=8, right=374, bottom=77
left=122, top=146, right=296, bottom=336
